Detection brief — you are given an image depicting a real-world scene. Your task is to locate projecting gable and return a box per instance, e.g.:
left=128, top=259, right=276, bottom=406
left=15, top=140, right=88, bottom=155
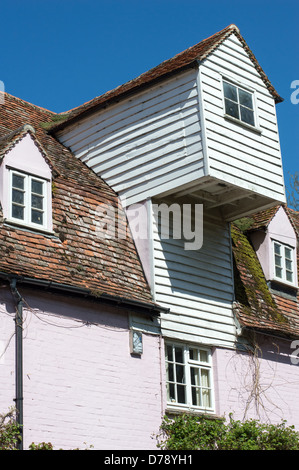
left=199, top=32, right=285, bottom=205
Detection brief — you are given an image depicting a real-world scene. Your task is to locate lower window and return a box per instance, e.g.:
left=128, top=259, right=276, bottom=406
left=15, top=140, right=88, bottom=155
left=165, top=342, right=214, bottom=412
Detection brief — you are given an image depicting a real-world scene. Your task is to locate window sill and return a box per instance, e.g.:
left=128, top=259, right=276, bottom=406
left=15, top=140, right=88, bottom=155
left=269, top=279, right=298, bottom=298
left=4, top=219, right=55, bottom=237
left=224, top=114, right=262, bottom=134
left=271, top=277, right=298, bottom=289
left=165, top=404, right=215, bottom=416
left=165, top=407, right=221, bottom=420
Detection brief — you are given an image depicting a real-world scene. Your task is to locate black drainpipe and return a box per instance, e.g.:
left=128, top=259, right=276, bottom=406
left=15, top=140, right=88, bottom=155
left=10, top=278, right=23, bottom=450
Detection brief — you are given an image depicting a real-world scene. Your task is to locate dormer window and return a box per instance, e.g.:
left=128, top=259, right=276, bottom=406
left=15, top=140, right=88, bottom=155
left=10, top=170, right=47, bottom=228
left=223, top=80, right=255, bottom=127
left=0, top=129, right=53, bottom=233
left=273, top=240, right=295, bottom=285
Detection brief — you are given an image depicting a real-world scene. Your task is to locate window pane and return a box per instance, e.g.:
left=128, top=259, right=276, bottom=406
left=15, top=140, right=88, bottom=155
left=285, top=247, right=292, bottom=260
left=275, top=254, right=282, bottom=267
left=275, top=266, right=282, bottom=278
left=167, top=362, right=174, bottom=382
left=167, top=383, right=175, bottom=402
left=176, top=364, right=185, bottom=383
left=175, top=347, right=184, bottom=364
left=225, top=99, right=239, bottom=119
left=177, top=385, right=186, bottom=404
left=201, top=369, right=210, bottom=387
left=274, top=243, right=281, bottom=255
left=240, top=106, right=255, bottom=126
left=200, top=350, right=208, bottom=363
left=32, top=179, right=43, bottom=195
left=202, top=388, right=211, bottom=408
left=166, top=345, right=173, bottom=362
left=12, top=174, right=24, bottom=189
left=239, top=89, right=253, bottom=109
left=192, top=387, right=201, bottom=406
left=189, top=348, right=199, bottom=361
left=191, top=367, right=200, bottom=386
left=12, top=189, right=24, bottom=205
left=12, top=204, right=24, bottom=220
left=223, top=82, right=238, bottom=101
left=286, top=271, right=293, bottom=282
left=31, top=194, right=43, bottom=210
left=285, top=259, right=293, bottom=271
left=31, top=209, right=43, bottom=225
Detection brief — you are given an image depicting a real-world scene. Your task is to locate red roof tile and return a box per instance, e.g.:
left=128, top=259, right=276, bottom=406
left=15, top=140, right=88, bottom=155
left=0, top=93, right=160, bottom=312
left=50, top=24, right=283, bottom=132
left=232, top=207, right=299, bottom=338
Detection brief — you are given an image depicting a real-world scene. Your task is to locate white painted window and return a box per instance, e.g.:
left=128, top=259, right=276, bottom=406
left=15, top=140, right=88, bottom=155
left=273, top=240, right=295, bottom=285
left=165, top=342, right=214, bottom=412
left=9, top=170, right=48, bottom=230
left=223, top=80, right=255, bottom=127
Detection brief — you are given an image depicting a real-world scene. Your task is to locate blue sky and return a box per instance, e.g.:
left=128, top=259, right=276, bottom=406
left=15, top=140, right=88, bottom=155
left=0, top=0, right=298, bottom=204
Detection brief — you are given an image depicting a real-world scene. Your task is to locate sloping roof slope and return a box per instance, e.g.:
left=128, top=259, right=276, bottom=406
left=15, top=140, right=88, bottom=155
left=0, top=93, right=158, bottom=311
left=50, top=24, right=283, bottom=132
left=232, top=207, right=299, bottom=338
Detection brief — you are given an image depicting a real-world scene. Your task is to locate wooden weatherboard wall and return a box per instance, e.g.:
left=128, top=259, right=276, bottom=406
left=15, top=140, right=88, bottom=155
left=152, top=203, right=236, bottom=348
left=57, top=69, right=204, bottom=208
left=199, top=34, right=285, bottom=202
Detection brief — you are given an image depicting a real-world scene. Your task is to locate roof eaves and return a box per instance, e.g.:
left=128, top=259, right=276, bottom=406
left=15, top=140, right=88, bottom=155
left=0, top=271, right=169, bottom=316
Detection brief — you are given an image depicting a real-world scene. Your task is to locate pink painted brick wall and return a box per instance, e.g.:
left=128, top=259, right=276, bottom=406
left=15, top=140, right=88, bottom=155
left=213, top=336, right=299, bottom=429
left=0, top=286, right=164, bottom=450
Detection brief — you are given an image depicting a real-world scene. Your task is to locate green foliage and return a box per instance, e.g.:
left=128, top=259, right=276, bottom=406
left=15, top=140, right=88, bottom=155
left=0, top=408, right=22, bottom=450
left=157, top=414, right=299, bottom=450
left=29, top=441, right=54, bottom=450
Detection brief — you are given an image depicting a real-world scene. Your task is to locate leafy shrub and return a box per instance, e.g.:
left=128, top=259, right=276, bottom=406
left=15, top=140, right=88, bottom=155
left=157, top=413, right=299, bottom=450
left=0, top=408, right=22, bottom=450
left=29, top=441, right=54, bottom=450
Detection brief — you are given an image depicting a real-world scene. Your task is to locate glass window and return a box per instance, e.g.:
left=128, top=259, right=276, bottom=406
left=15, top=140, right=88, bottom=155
left=273, top=241, right=295, bottom=285
left=10, top=171, right=47, bottom=229
left=223, top=80, right=255, bottom=127
left=165, top=343, right=214, bottom=412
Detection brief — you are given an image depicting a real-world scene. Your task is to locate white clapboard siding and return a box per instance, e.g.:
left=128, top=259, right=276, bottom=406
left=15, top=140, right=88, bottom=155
left=58, top=69, right=204, bottom=207
left=152, top=205, right=236, bottom=348
left=199, top=34, right=285, bottom=200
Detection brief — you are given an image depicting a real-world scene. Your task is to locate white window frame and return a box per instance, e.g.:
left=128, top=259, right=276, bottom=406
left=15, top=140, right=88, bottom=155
left=8, top=169, right=49, bottom=230
left=222, top=78, right=260, bottom=131
left=165, top=342, right=214, bottom=413
left=272, top=240, right=296, bottom=286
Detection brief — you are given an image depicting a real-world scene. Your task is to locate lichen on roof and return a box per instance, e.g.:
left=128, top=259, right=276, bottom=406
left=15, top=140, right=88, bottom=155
left=231, top=224, right=288, bottom=327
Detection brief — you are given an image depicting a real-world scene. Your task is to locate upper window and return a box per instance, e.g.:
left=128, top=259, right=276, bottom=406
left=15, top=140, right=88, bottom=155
left=273, top=240, right=295, bottom=285
left=9, top=170, right=48, bottom=229
left=223, top=80, right=255, bottom=127
left=165, top=342, right=214, bottom=412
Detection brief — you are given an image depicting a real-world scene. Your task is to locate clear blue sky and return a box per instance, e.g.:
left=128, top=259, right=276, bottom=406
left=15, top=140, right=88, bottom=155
left=1, top=0, right=298, bottom=203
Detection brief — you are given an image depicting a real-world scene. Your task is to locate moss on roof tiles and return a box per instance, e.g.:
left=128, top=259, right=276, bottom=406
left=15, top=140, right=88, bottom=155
left=231, top=224, right=288, bottom=327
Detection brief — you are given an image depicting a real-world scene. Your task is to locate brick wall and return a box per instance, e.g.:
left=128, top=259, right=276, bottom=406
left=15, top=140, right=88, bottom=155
left=214, top=336, right=299, bottom=428
left=0, top=285, right=164, bottom=450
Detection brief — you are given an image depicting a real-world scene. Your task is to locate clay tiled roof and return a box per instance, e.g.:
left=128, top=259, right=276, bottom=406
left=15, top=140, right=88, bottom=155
left=50, top=24, right=283, bottom=133
left=0, top=93, right=162, bottom=313
left=232, top=207, right=299, bottom=338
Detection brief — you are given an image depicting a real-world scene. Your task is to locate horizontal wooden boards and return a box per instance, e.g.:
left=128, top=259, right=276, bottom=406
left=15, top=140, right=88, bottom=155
left=58, top=69, right=204, bottom=206
left=152, top=205, right=236, bottom=348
